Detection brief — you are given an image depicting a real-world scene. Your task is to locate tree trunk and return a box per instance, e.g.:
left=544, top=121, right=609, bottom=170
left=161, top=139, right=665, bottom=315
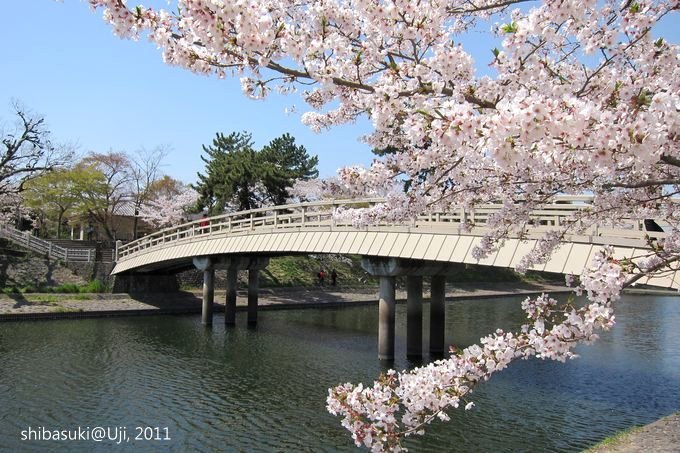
left=57, top=210, right=64, bottom=238
left=132, top=208, right=139, bottom=239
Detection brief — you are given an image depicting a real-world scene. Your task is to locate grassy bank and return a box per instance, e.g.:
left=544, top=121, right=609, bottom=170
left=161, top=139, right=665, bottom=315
left=583, top=426, right=644, bottom=452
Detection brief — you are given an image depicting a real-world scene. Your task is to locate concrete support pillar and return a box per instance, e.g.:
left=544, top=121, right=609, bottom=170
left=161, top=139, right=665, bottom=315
left=406, top=275, right=423, bottom=359
left=247, top=268, right=260, bottom=327
left=378, top=276, right=396, bottom=361
left=430, top=275, right=446, bottom=356
left=202, top=268, right=215, bottom=326
left=225, top=267, right=238, bottom=326
left=193, top=257, right=215, bottom=326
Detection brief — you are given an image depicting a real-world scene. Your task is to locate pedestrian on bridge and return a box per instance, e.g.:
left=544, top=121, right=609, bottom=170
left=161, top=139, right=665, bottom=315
left=199, top=214, right=209, bottom=233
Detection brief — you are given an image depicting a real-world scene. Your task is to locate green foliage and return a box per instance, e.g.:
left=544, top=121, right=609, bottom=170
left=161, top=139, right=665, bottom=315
left=500, top=21, right=518, bottom=33
left=194, top=131, right=318, bottom=213
left=583, top=425, right=644, bottom=452
left=371, top=145, right=401, bottom=156
left=23, top=166, right=107, bottom=238
left=78, top=279, right=108, bottom=293
left=53, top=283, right=81, bottom=293
left=260, top=133, right=319, bottom=205
left=2, top=280, right=108, bottom=294
left=260, top=255, right=375, bottom=287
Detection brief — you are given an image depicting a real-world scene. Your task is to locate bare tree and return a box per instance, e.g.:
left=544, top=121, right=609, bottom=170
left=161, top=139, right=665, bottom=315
left=129, top=146, right=169, bottom=238
left=0, top=102, right=72, bottom=196
left=0, top=102, right=72, bottom=227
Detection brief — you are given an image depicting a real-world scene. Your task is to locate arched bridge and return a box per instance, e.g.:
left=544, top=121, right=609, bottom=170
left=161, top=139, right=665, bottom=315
left=113, top=196, right=673, bottom=285
left=112, top=197, right=676, bottom=360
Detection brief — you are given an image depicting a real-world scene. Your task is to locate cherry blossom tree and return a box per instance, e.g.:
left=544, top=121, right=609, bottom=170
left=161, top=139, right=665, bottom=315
left=137, top=177, right=199, bottom=228
left=86, top=0, right=678, bottom=450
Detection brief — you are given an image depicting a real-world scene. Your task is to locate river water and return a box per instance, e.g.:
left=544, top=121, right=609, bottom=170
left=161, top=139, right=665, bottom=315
left=0, top=293, right=678, bottom=452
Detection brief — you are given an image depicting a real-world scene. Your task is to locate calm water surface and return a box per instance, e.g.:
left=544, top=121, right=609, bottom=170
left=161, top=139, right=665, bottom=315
left=0, top=293, right=678, bottom=452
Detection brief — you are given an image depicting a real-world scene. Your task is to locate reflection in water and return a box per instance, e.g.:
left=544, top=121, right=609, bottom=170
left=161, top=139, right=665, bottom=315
left=0, top=294, right=678, bottom=451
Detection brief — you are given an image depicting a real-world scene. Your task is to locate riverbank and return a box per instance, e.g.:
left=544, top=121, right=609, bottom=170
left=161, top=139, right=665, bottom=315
left=585, top=412, right=680, bottom=453
left=0, top=281, right=572, bottom=321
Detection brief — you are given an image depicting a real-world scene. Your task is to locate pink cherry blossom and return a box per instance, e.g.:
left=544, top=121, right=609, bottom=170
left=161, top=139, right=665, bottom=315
left=83, top=1, right=679, bottom=449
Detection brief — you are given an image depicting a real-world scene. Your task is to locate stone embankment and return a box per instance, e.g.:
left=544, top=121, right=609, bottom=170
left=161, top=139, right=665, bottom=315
left=586, top=412, right=680, bottom=453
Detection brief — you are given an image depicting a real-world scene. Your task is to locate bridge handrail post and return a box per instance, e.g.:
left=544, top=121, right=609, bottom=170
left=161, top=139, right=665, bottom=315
left=590, top=223, right=599, bottom=238
left=301, top=207, right=306, bottom=227
left=273, top=210, right=278, bottom=228
left=250, top=213, right=254, bottom=230
left=460, top=208, right=467, bottom=226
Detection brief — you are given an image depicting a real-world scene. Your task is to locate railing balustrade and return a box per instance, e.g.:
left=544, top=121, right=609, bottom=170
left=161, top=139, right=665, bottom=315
left=0, top=224, right=96, bottom=262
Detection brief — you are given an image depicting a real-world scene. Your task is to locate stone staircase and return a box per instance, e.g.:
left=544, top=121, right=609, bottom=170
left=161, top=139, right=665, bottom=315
left=48, top=240, right=115, bottom=263
left=0, top=225, right=96, bottom=262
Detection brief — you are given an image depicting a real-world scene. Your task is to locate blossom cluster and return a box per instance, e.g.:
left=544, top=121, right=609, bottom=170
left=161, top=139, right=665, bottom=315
left=86, top=1, right=678, bottom=235
left=137, top=187, right=199, bottom=228
left=84, top=0, right=678, bottom=449
left=327, top=249, right=622, bottom=451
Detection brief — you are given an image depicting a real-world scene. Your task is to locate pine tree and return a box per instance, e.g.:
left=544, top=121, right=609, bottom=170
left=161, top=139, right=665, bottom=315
left=260, top=133, right=318, bottom=206
left=194, top=132, right=317, bottom=213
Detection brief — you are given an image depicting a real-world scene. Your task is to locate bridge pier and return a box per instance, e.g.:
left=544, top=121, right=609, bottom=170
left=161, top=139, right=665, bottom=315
left=362, top=257, right=453, bottom=360
left=248, top=269, right=259, bottom=327
left=362, top=257, right=401, bottom=360
left=211, top=256, right=269, bottom=327
left=193, top=257, right=215, bottom=326
left=406, top=276, right=423, bottom=359
left=225, top=268, right=237, bottom=326
left=429, top=275, right=446, bottom=356
left=378, top=276, right=397, bottom=360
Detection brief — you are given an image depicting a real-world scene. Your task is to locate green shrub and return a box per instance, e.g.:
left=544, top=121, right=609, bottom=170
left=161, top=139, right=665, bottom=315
left=53, top=283, right=80, bottom=293
left=79, top=280, right=108, bottom=293
left=1, top=280, right=109, bottom=295
left=2, top=286, right=20, bottom=295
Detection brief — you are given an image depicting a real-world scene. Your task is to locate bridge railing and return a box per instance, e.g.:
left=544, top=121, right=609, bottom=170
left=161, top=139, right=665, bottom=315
left=115, top=196, right=664, bottom=263
left=0, top=224, right=95, bottom=262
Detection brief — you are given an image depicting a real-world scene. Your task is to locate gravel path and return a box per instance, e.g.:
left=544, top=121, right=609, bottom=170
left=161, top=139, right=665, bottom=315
left=0, top=281, right=570, bottom=320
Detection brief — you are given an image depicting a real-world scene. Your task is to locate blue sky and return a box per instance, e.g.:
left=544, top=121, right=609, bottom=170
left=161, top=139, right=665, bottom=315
left=0, top=1, right=379, bottom=183
left=1, top=2, right=677, bottom=185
